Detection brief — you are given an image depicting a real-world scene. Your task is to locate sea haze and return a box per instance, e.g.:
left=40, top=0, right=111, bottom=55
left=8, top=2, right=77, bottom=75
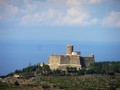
left=0, top=40, right=120, bottom=75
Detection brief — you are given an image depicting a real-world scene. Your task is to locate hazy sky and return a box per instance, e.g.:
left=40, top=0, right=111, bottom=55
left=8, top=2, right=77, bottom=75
left=0, top=0, right=120, bottom=43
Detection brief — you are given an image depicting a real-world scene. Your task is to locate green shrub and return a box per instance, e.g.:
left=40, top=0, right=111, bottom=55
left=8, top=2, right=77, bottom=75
left=14, top=81, right=19, bottom=86
left=41, top=83, right=50, bottom=89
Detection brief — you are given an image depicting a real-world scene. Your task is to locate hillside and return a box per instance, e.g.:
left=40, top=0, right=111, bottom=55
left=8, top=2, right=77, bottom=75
left=0, top=61, right=120, bottom=90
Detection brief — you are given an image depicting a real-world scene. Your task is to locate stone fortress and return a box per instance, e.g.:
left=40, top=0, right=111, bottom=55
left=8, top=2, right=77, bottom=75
left=48, top=45, right=95, bottom=70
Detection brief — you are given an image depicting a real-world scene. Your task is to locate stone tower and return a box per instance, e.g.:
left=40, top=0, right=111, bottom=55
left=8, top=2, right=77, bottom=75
left=66, top=45, right=73, bottom=55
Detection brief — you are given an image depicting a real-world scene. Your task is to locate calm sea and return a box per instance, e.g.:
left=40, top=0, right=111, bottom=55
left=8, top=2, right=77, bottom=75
left=0, top=40, right=120, bottom=75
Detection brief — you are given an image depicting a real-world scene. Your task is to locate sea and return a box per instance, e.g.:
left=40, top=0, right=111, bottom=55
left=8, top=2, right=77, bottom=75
left=0, top=40, right=120, bottom=75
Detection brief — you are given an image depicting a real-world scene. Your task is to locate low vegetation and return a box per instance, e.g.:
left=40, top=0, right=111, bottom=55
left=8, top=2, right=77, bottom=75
left=0, top=61, right=120, bottom=90
left=34, top=74, right=120, bottom=90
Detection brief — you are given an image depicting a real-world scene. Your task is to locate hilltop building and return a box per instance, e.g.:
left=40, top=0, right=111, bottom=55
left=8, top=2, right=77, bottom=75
left=48, top=45, right=95, bottom=70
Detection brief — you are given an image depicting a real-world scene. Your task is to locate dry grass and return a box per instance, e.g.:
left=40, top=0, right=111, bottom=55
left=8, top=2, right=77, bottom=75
left=1, top=74, right=120, bottom=90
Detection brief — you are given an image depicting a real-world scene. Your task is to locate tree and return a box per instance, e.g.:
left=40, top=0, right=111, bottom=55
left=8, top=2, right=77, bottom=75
left=66, top=67, right=78, bottom=75
left=78, top=68, right=86, bottom=75
left=42, top=64, right=50, bottom=75
left=22, top=71, right=31, bottom=79
left=15, top=70, right=22, bottom=74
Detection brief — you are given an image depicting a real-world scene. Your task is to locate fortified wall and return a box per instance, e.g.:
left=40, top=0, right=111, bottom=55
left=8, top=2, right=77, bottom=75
left=48, top=45, right=95, bottom=70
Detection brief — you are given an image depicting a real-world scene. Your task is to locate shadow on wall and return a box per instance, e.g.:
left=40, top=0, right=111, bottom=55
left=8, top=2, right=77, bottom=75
left=80, top=57, right=86, bottom=68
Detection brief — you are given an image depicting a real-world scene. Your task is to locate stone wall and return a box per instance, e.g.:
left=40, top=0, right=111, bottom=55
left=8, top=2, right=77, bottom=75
left=69, top=56, right=80, bottom=65
left=48, top=54, right=81, bottom=70
left=48, top=55, right=63, bottom=69
left=60, top=56, right=70, bottom=64
left=48, top=55, right=62, bottom=64
left=81, top=56, right=95, bottom=67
